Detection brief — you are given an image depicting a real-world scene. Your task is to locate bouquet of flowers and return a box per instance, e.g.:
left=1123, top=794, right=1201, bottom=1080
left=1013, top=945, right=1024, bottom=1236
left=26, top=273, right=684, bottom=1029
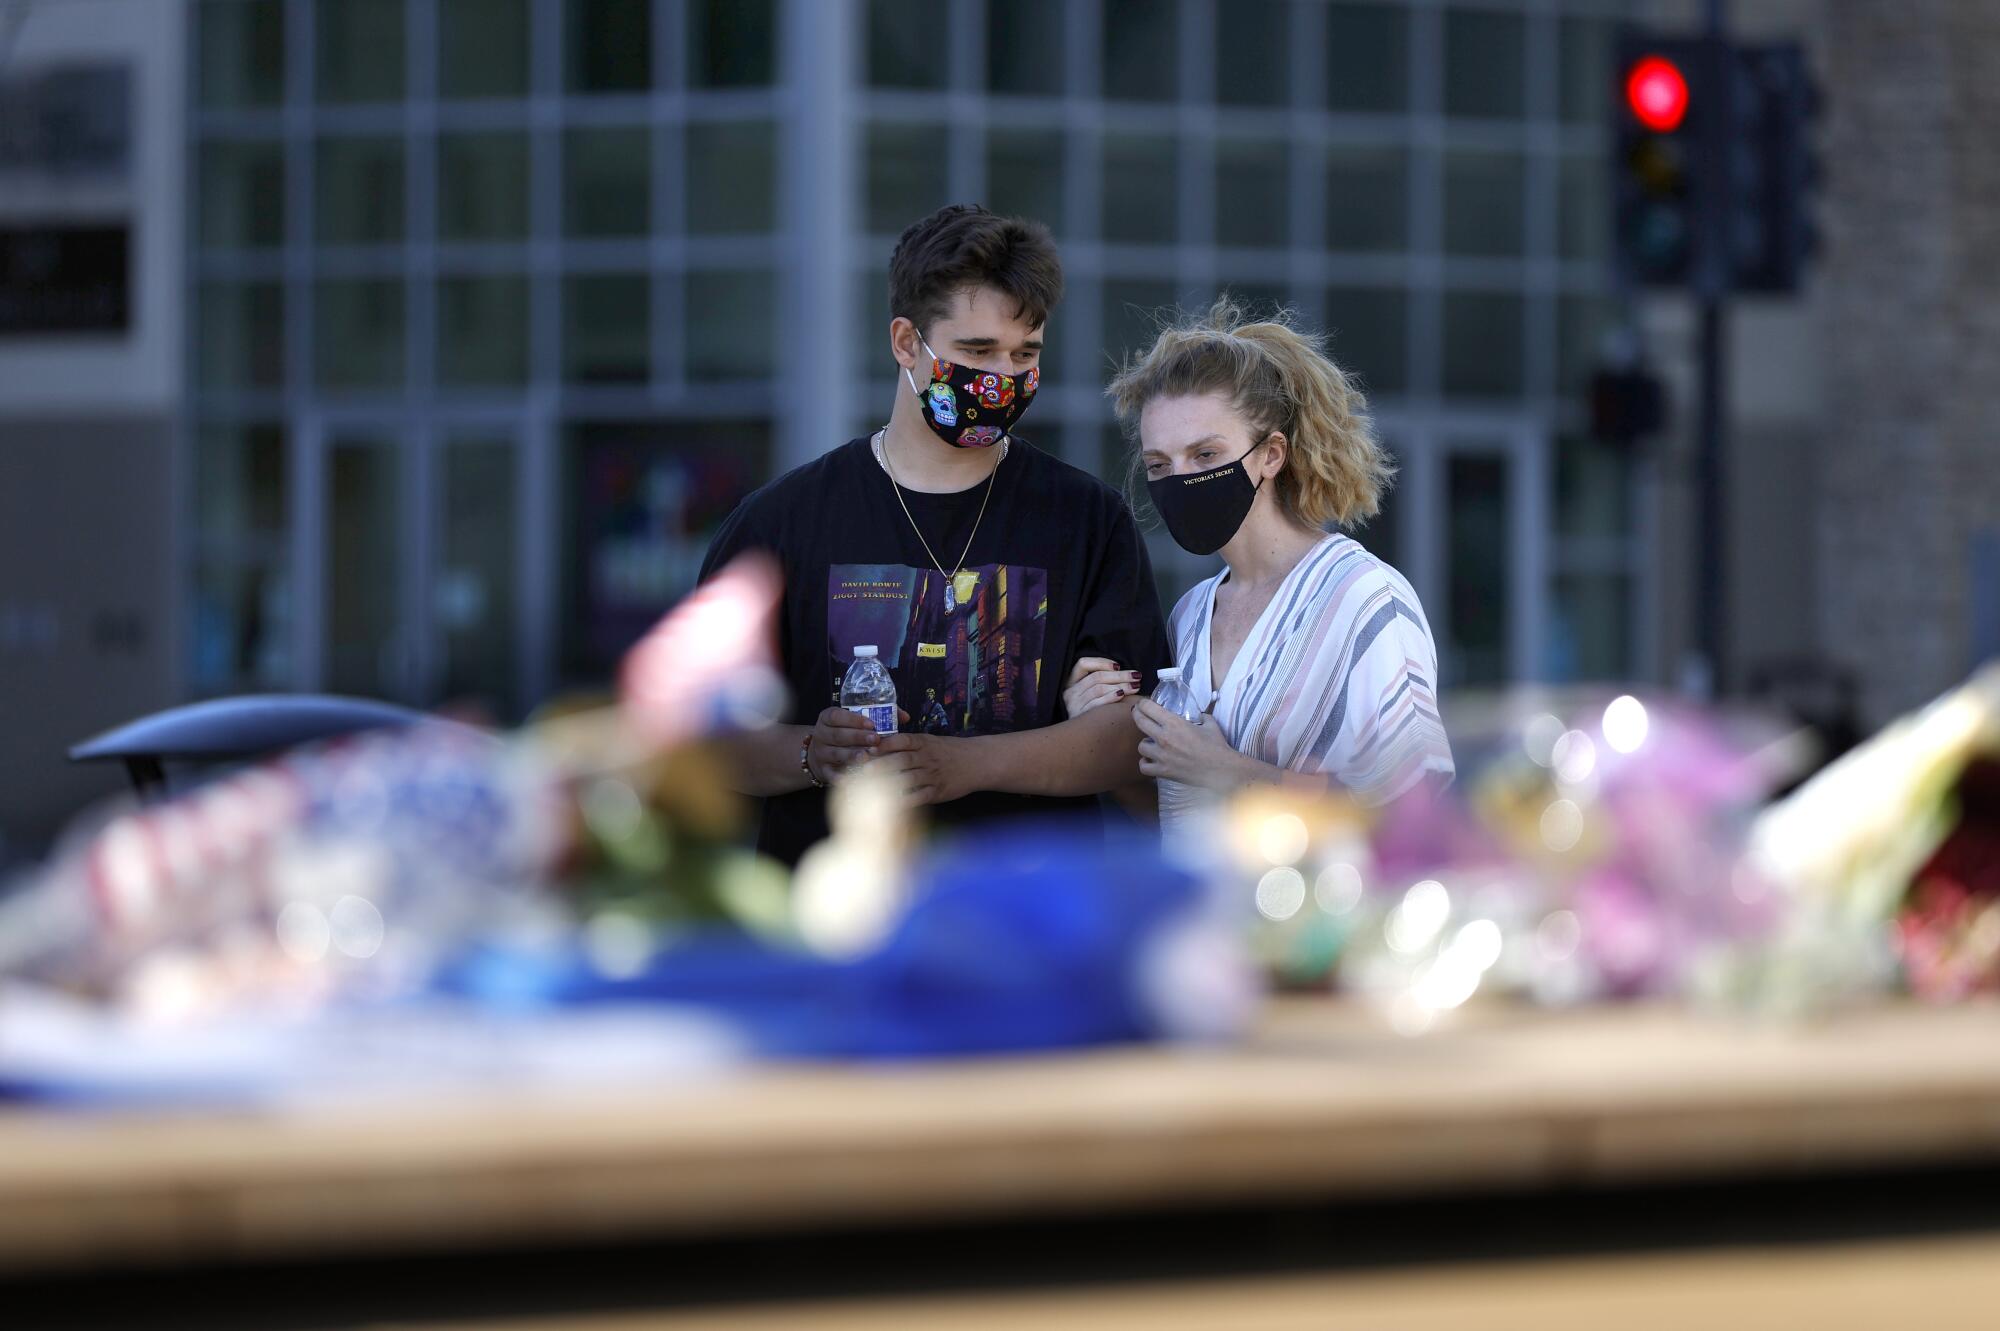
left=1197, top=690, right=1813, bottom=1028
left=1745, top=664, right=2000, bottom=1003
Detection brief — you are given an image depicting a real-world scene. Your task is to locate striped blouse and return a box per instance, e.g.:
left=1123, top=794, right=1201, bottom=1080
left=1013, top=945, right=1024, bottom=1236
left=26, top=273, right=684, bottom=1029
left=1162, top=533, right=1454, bottom=825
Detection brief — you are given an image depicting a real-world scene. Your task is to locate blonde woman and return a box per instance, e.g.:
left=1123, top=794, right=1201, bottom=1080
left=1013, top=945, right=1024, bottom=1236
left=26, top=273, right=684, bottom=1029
left=1066, top=300, right=1454, bottom=830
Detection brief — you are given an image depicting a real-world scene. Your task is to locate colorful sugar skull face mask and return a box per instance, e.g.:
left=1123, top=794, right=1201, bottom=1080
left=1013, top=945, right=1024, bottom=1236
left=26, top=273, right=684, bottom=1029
left=903, top=331, right=1040, bottom=449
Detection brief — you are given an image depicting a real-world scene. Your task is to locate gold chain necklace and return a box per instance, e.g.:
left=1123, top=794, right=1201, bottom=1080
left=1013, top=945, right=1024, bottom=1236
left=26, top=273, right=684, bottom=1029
left=872, top=428, right=1001, bottom=613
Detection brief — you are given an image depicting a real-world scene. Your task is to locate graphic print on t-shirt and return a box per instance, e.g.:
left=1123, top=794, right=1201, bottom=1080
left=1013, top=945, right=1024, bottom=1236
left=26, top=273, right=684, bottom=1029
left=828, top=563, right=1047, bottom=736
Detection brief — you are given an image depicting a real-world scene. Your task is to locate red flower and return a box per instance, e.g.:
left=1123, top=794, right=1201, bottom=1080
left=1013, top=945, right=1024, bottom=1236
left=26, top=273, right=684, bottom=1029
left=1896, top=758, right=2000, bottom=1000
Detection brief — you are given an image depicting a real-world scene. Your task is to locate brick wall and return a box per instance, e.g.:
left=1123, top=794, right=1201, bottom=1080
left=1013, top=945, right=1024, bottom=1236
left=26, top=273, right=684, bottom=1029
left=1818, top=0, right=2000, bottom=725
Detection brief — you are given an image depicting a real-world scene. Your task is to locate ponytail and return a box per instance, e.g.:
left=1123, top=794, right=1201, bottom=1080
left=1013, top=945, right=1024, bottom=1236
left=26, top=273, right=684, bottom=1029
left=1107, top=297, right=1392, bottom=530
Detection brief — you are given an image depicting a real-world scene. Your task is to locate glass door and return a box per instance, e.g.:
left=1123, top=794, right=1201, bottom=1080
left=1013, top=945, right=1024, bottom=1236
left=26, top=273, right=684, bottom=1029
left=431, top=426, right=523, bottom=720
left=299, top=413, right=533, bottom=716
left=318, top=423, right=421, bottom=703
left=1438, top=423, right=1548, bottom=689
left=1384, top=418, right=1549, bottom=690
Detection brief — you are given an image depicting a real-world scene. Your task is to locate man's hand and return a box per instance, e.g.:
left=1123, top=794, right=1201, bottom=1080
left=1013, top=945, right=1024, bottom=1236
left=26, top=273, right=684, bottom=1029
left=1133, top=696, right=1251, bottom=791
left=868, top=731, right=980, bottom=807
left=806, top=706, right=902, bottom=784
left=849, top=697, right=1143, bottom=804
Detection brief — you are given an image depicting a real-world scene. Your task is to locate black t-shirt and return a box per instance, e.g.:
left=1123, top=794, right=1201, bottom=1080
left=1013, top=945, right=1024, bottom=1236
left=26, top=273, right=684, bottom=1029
left=698, top=435, right=1170, bottom=865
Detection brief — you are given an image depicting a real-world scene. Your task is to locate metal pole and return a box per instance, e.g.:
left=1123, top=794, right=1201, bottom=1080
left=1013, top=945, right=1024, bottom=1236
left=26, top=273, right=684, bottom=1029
left=1692, top=0, right=1730, bottom=698
left=1695, top=291, right=1726, bottom=699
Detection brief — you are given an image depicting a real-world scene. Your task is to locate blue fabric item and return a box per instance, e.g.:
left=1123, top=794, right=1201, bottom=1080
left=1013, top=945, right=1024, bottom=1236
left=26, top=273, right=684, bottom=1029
left=440, top=822, right=1202, bottom=1059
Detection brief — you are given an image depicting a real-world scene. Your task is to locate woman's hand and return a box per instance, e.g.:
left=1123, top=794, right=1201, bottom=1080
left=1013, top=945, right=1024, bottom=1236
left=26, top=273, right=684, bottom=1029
left=1063, top=656, right=1142, bottom=719
left=1133, top=697, right=1252, bottom=791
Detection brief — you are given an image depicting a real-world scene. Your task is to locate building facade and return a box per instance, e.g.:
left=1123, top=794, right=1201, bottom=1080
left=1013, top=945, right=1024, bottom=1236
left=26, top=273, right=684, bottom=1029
left=182, top=0, right=1652, bottom=729
left=0, top=0, right=187, bottom=861
left=18, top=0, right=1988, bottom=854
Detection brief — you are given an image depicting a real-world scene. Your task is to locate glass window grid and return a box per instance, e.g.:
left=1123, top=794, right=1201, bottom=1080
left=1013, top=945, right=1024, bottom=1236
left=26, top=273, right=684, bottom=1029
left=187, top=0, right=1644, bottom=705
left=193, top=103, right=786, bottom=399
left=849, top=0, right=1636, bottom=675
left=847, top=19, right=1599, bottom=408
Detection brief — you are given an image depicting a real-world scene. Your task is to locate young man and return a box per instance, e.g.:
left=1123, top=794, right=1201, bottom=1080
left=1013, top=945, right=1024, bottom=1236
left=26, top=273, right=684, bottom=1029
left=697, top=204, right=1169, bottom=865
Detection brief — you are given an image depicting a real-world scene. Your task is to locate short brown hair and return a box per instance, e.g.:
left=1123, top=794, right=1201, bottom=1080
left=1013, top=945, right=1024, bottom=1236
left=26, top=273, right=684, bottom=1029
left=888, top=204, right=1065, bottom=333
left=1108, top=297, right=1393, bottom=530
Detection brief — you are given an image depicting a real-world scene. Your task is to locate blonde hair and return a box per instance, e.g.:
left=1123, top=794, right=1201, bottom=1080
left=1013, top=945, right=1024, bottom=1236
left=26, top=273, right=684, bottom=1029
left=1107, top=297, right=1392, bottom=530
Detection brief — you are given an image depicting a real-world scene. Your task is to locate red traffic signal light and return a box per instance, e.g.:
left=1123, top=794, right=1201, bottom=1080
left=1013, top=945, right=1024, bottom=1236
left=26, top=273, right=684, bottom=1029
left=1626, top=55, right=1690, bottom=132
left=1615, top=41, right=1700, bottom=285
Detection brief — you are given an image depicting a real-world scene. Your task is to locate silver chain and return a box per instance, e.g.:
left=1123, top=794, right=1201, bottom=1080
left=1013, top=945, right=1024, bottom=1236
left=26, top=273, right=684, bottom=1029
left=871, top=428, right=1003, bottom=588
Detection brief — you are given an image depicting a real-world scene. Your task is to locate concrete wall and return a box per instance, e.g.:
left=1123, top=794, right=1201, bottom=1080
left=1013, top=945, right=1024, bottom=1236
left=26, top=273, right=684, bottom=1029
left=0, top=0, right=187, bottom=412
left=0, top=0, right=186, bottom=861
left=0, top=420, right=177, bottom=861
left=1636, top=293, right=1826, bottom=695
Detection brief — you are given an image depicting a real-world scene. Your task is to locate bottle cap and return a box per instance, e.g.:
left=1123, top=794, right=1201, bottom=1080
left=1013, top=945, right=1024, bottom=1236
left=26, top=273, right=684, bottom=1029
left=1156, top=666, right=1182, bottom=681
left=855, top=645, right=878, bottom=658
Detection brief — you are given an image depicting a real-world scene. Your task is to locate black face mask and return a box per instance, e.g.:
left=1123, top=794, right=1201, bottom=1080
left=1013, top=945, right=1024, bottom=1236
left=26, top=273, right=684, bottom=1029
left=1147, top=439, right=1268, bottom=556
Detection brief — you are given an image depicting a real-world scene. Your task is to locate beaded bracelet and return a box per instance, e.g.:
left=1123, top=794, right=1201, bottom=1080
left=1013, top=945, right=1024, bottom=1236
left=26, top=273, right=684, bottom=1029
left=800, top=733, right=829, bottom=789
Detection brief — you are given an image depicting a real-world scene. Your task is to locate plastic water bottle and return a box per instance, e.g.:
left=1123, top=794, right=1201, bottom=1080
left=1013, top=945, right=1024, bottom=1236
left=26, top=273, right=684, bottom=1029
left=1151, top=666, right=1200, bottom=723
left=840, top=646, right=900, bottom=735
left=1149, top=667, right=1205, bottom=852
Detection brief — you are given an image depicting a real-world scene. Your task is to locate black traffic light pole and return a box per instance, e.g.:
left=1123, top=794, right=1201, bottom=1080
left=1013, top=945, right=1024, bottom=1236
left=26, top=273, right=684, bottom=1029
left=1695, top=279, right=1726, bottom=700
left=1691, top=0, right=1731, bottom=700
left=1616, top=8, right=1819, bottom=697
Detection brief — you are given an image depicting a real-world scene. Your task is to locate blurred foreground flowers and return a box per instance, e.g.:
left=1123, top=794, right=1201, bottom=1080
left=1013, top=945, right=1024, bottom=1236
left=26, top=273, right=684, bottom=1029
left=0, top=556, right=1247, bottom=1102
left=2, top=548, right=1998, bottom=1101
left=1208, top=666, right=2000, bottom=1029
left=1748, top=664, right=2000, bottom=1003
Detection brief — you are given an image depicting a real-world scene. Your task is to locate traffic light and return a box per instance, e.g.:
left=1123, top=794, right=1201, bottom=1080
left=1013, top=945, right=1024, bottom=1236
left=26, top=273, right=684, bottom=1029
left=1590, top=364, right=1668, bottom=445
left=1627, top=54, right=1689, bottom=133
left=1614, top=35, right=1708, bottom=288
left=1613, top=32, right=1821, bottom=294
left=1728, top=43, right=1820, bottom=293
